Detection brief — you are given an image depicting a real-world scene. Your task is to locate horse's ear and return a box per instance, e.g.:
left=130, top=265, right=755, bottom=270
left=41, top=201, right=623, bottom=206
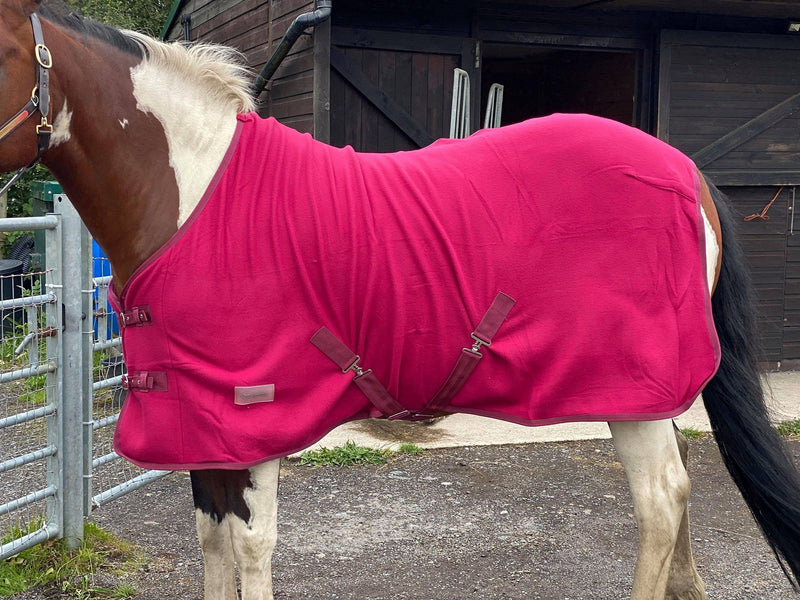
left=0, top=0, right=41, bottom=20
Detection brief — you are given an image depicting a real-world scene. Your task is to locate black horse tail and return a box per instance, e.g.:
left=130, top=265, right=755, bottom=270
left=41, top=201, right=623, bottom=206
left=702, top=176, right=800, bottom=588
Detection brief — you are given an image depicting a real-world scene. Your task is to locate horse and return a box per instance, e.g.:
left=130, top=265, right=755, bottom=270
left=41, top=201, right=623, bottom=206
left=1, top=2, right=800, bottom=599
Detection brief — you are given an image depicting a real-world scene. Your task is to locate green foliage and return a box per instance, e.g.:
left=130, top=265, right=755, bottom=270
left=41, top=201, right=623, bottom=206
left=776, top=419, right=800, bottom=438
left=0, top=521, right=140, bottom=598
left=299, top=441, right=392, bottom=467
left=398, top=443, right=424, bottom=455
left=62, top=0, right=172, bottom=36
left=679, top=427, right=705, bottom=440
left=0, top=164, right=50, bottom=217
left=299, top=441, right=426, bottom=467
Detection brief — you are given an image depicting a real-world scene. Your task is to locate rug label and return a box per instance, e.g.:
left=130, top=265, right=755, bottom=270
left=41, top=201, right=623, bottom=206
left=234, top=384, right=275, bottom=405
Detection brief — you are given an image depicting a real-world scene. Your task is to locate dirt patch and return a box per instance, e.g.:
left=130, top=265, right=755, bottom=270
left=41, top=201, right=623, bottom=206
left=350, top=418, right=452, bottom=444
left=10, top=437, right=800, bottom=599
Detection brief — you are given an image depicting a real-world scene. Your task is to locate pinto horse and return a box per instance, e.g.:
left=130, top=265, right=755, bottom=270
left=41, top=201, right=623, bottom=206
left=2, top=2, right=800, bottom=599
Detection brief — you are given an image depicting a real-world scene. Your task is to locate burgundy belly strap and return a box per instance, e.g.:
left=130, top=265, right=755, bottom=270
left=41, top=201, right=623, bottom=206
left=311, top=292, right=516, bottom=420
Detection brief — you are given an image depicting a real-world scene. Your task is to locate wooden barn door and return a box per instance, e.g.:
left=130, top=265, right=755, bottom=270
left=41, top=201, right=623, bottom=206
left=329, top=28, right=475, bottom=151
left=657, top=30, right=800, bottom=367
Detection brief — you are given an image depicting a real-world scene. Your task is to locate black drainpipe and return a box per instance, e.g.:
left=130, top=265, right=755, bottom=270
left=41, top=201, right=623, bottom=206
left=250, top=0, right=332, bottom=99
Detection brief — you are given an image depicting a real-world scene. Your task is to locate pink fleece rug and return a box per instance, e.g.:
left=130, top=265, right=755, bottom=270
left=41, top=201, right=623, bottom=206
left=110, top=112, right=720, bottom=470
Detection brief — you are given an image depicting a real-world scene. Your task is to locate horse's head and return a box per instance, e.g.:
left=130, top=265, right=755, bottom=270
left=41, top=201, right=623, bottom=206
left=0, top=0, right=47, bottom=172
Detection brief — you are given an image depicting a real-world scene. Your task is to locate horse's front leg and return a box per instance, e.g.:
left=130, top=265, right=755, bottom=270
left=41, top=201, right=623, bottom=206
left=227, top=459, right=280, bottom=600
left=191, top=468, right=247, bottom=600
left=609, top=419, right=691, bottom=600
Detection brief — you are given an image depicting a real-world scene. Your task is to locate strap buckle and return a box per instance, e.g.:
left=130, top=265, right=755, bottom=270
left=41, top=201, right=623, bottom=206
left=121, top=371, right=167, bottom=392
left=464, top=332, right=490, bottom=357
left=36, top=117, right=52, bottom=134
left=35, top=43, right=52, bottom=69
left=343, top=355, right=369, bottom=379
left=387, top=409, right=435, bottom=421
left=119, top=305, right=152, bottom=328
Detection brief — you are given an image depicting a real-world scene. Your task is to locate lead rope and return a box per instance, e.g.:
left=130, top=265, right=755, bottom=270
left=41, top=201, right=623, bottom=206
left=744, top=186, right=784, bottom=222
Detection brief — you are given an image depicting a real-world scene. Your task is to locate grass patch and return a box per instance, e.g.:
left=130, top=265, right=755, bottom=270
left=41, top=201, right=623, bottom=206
left=397, top=443, right=425, bottom=455
left=299, top=440, right=427, bottom=467
left=680, top=427, right=705, bottom=440
left=0, top=521, right=141, bottom=598
left=299, top=441, right=392, bottom=467
left=776, top=419, right=800, bottom=438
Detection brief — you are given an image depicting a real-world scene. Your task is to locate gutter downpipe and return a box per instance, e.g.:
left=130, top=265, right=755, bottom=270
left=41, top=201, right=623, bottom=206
left=250, top=0, right=332, bottom=99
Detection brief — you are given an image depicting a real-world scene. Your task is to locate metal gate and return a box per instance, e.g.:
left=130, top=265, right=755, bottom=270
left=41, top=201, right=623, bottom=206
left=0, top=196, right=167, bottom=560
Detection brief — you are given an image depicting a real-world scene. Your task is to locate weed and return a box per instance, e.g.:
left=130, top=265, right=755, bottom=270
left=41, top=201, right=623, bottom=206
left=299, top=441, right=392, bottom=467
left=298, top=441, right=427, bottom=467
left=397, top=443, right=424, bottom=455
left=776, top=419, right=800, bottom=438
left=679, top=427, right=705, bottom=440
left=0, top=521, right=141, bottom=598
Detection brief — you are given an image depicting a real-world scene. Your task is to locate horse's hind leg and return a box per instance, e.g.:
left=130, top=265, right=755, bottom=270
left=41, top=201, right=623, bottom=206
left=665, top=426, right=706, bottom=600
left=609, top=419, right=691, bottom=600
left=228, top=459, right=280, bottom=600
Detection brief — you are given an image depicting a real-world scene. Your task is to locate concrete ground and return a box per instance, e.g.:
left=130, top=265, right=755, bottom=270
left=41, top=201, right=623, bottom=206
left=10, top=371, right=800, bottom=599
left=22, top=436, right=799, bottom=600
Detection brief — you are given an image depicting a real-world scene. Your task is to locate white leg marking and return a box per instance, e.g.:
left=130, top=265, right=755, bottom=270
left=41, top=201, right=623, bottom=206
left=700, top=206, right=719, bottom=293
left=229, top=460, right=280, bottom=600
left=610, top=420, right=691, bottom=600
left=195, top=509, right=239, bottom=600
left=130, top=62, right=238, bottom=228
left=50, top=99, right=72, bottom=147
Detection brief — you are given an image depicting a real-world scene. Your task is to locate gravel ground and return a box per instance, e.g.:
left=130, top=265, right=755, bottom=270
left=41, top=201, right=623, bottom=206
left=9, top=436, right=800, bottom=599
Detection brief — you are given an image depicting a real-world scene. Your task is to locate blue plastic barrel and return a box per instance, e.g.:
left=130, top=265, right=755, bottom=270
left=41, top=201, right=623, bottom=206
left=93, top=241, right=119, bottom=337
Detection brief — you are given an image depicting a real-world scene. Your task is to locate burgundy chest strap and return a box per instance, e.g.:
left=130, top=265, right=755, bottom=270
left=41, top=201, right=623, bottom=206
left=122, top=370, right=168, bottom=392
left=119, top=305, right=152, bottom=328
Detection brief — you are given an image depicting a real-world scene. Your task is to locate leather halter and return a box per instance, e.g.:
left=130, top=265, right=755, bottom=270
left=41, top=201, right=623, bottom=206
left=0, top=13, right=53, bottom=196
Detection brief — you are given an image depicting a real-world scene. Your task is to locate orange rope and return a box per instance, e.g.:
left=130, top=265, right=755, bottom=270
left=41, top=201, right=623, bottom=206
left=744, top=186, right=784, bottom=221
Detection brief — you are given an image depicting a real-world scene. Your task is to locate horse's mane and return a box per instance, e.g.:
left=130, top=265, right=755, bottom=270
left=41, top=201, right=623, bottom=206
left=125, top=32, right=256, bottom=114
left=38, top=0, right=255, bottom=115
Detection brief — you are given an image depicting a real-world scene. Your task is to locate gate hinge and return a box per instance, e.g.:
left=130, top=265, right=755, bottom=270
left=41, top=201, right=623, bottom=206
left=474, top=40, right=481, bottom=69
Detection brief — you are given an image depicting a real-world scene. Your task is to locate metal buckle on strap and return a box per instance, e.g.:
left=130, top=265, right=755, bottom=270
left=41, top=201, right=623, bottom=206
left=119, top=306, right=152, bottom=328
left=343, top=355, right=368, bottom=378
left=36, top=117, right=52, bottom=134
left=122, top=372, right=152, bottom=391
left=121, top=372, right=154, bottom=391
left=464, top=332, right=491, bottom=357
left=387, top=409, right=435, bottom=421
left=35, top=43, right=52, bottom=69
left=121, top=371, right=167, bottom=392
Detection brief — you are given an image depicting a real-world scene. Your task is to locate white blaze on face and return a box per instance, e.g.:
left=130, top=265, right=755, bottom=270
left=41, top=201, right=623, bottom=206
left=700, top=205, right=720, bottom=292
left=129, top=61, right=238, bottom=227
left=50, top=99, right=72, bottom=146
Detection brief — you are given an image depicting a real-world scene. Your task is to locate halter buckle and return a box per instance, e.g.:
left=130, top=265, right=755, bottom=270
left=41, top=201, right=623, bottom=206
left=35, top=44, right=52, bottom=69
left=36, top=118, right=52, bottom=134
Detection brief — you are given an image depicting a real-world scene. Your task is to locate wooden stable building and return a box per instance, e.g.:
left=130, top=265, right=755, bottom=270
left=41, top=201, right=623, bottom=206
left=163, top=0, right=800, bottom=368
